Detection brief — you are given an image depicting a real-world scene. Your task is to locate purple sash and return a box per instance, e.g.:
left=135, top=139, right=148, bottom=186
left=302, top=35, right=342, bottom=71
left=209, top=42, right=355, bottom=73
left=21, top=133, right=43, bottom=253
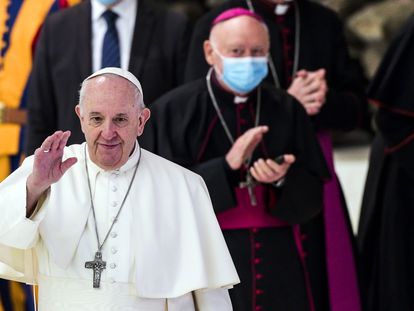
left=217, top=185, right=289, bottom=229
left=317, top=130, right=361, bottom=311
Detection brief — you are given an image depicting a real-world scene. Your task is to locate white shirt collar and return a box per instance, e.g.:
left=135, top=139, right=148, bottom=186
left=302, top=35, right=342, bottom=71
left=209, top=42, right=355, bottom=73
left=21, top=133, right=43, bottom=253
left=275, top=4, right=289, bottom=15
left=91, top=0, right=136, bottom=24
left=85, top=141, right=141, bottom=182
left=234, top=95, right=249, bottom=104
left=273, top=0, right=294, bottom=16
left=90, top=0, right=137, bottom=71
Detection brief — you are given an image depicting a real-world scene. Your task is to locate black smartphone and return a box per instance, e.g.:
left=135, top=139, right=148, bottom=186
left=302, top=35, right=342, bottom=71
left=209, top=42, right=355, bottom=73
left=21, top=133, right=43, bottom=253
left=274, top=155, right=285, bottom=165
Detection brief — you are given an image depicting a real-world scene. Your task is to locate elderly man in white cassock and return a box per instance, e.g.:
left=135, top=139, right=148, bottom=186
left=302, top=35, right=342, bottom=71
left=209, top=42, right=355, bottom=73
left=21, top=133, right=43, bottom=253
left=0, top=67, right=239, bottom=310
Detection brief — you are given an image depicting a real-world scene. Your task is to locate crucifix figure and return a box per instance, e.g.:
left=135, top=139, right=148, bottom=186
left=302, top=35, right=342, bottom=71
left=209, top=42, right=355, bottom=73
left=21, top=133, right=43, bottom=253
left=239, top=171, right=257, bottom=206
left=85, top=251, right=107, bottom=288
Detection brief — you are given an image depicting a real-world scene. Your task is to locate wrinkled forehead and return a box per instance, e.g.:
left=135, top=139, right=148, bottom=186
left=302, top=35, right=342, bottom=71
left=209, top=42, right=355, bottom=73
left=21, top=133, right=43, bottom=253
left=82, top=76, right=140, bottom=110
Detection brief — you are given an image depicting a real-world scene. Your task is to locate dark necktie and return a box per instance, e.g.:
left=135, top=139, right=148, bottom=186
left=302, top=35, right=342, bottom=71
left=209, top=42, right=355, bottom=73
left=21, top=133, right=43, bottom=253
left=101, top=10, right=120, bottom=68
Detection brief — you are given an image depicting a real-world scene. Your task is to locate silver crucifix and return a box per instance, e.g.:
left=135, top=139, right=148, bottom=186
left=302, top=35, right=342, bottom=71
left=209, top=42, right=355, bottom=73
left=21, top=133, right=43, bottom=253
left=239, top=172, right=257, bottom=206
left=85, top=251, right=107, bottom=288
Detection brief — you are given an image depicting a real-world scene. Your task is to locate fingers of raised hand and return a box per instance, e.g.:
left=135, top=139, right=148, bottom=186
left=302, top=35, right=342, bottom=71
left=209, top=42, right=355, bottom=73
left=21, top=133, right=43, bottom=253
left=58, top=131, right=71, bottom=151
left=40, top=131, right=71, bottom=154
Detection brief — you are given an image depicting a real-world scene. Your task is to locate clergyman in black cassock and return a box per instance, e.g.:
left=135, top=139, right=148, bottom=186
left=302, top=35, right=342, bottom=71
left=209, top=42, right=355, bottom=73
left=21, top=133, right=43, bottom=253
left=184, top=1, right=366, bottom=309
left=140, top=9, right=330, bottom=311
left=358, top=14, right=414, bottom=311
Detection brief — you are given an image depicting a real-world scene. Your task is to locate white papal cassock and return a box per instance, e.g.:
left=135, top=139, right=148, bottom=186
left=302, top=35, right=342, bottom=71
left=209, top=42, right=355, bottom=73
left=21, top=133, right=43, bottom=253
left=0, top=142, right=239, bottom=310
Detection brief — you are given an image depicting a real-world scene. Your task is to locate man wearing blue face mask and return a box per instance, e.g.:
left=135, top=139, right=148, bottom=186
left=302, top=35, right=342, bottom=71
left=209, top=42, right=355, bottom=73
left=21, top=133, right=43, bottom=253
left=209, top=42, right=269, bottom=95
left=186, top=2, right=366, bottom=310
left=25, top=0, right=190, bottom=156
left=140, top=8, right=330, bottom=310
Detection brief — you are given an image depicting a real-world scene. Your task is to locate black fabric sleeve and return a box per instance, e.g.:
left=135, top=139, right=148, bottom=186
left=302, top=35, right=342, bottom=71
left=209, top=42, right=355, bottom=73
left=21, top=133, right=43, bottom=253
left=271, top=165, right=324, bottom=224
left=192, top=157, right=238, bottom=213
left=271, top=100, right=330, bottom=224
left=377, top=109, right=414, bottom=179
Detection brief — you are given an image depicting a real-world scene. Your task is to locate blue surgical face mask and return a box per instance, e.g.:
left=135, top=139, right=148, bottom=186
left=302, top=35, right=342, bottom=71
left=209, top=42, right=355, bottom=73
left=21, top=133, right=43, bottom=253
left=214, top=48, right=268, bottom=94
left=97, top=0, right=120, bottom=7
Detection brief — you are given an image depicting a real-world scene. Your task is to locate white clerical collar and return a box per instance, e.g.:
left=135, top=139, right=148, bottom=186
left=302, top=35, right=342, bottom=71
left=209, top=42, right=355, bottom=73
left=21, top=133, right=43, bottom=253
left=275, top=4, right=289, bottom=15
left=91, top=0, right=137, bottom=23
left=234, top=95, right=249, bottom=104
left=84, top=141, right=141, bottom=182
left=273, top=0, right=293, bottom=16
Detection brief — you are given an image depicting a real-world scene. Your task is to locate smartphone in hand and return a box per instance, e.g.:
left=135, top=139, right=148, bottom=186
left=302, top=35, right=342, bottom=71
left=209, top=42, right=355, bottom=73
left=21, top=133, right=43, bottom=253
left=274, top=155, right=285, bottom=165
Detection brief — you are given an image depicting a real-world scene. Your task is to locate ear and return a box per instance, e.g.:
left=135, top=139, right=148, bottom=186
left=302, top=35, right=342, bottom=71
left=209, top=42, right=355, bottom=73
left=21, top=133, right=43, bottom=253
left=203, top=40, right=215, bottom=66
left=137, top=108, right=151, bottom=136
left=75, top=105, right=86, bottom=133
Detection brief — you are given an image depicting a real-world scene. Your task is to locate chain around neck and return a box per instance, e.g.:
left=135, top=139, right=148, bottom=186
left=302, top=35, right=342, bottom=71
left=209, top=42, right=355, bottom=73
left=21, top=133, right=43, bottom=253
left=206, top=68, right=262, bottom=169
left=84, top=144, right=141, bottom=252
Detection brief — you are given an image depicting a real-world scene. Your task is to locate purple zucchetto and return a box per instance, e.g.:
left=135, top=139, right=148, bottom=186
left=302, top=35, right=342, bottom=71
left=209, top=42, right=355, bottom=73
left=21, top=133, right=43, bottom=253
left=211, top=7, right=264, bottom=27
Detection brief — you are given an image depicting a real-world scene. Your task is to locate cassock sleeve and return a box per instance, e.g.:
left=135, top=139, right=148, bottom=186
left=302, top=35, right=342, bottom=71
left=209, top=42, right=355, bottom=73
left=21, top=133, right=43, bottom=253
left=191, top=158, right=239, bottom=213
left=271, top=99, right=330, bottom=224
left=367, top=15, right=414, bottom=178
left=376, top=110, right=414, bottom=178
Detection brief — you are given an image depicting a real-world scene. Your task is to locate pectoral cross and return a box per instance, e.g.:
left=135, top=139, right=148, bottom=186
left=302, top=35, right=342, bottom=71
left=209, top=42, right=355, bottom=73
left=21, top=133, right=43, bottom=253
left=239, top=172, right=257, bottom=206
left=85, top=251, right=106, bottom=288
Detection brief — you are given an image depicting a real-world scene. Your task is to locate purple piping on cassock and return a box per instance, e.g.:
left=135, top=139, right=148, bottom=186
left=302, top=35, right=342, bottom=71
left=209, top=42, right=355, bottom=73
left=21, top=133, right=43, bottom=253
left=317, top=130, right=361, bottom=311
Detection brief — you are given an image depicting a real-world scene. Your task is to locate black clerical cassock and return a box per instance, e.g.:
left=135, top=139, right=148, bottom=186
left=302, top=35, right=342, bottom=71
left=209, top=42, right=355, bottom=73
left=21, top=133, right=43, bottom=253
left=358, top=14, right=414, bottom=311
left=185, top=1, right=367, bottom=309
left=140, top=72, right=330, bottom=311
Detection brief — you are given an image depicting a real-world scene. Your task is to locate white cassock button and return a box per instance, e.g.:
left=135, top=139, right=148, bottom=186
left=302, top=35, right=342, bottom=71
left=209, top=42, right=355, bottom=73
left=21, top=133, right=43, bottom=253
left=112, top=185, right=117, bottom=192
left=111, top=247, right=118, bottom=254
left=111, top=216, right=117, bottom=222
left=110, top=263, right=117, bottom=269
left=111, top=201, right=118, bottom=207
left=109, top=278, right=116, bottom=284
left=110, top=232, right=117, bottom=238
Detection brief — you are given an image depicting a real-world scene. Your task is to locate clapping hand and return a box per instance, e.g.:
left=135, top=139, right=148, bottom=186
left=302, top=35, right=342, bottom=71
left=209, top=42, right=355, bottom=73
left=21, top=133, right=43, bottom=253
left=225, top=126, right=269, bottom=170
left=250, top=154, right=295, bottom=184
